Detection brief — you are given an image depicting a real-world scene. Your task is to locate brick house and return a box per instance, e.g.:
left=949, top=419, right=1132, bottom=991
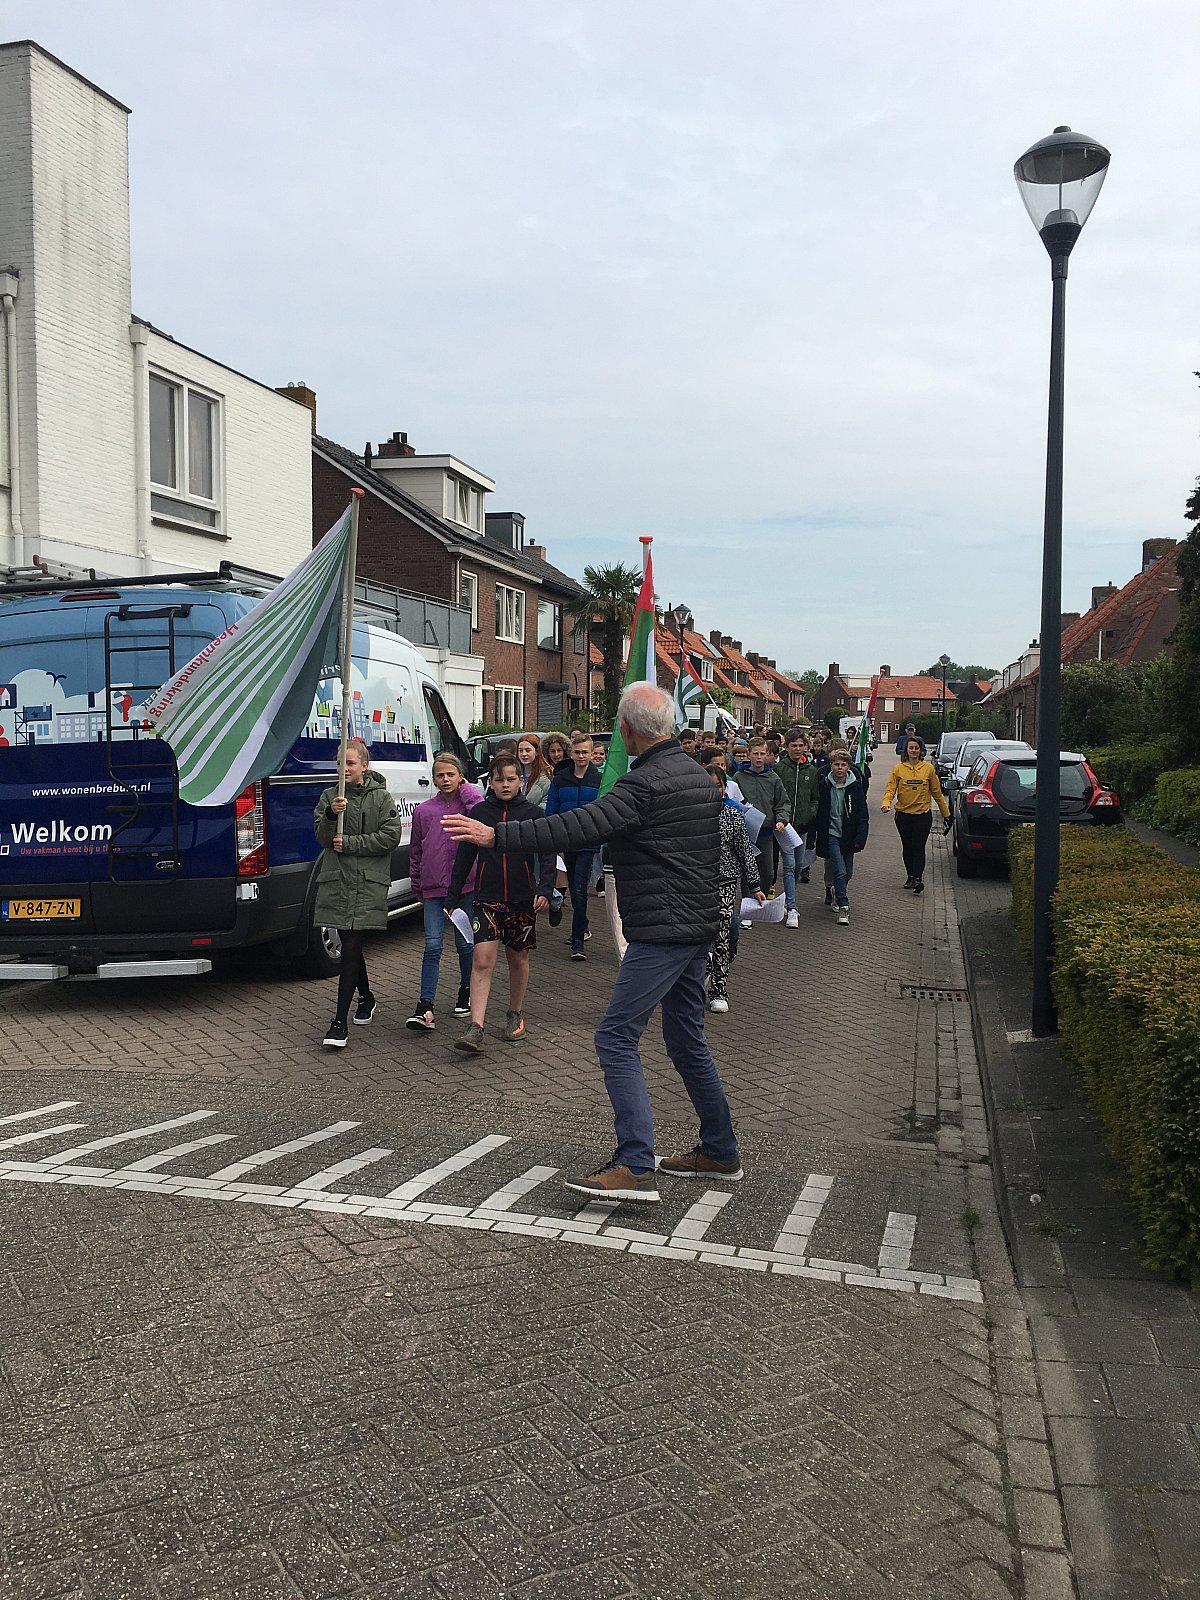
left=311, top=433, right=588, bottom=733
left=987, top=539, right=1181, bottom=744
left=813, top=663, right=955, bottom=745
left=746, top=654, right=806, bottom=727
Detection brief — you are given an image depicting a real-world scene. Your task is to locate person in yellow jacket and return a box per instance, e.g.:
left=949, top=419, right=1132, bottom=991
left=880, top=735, right=950, bottom=895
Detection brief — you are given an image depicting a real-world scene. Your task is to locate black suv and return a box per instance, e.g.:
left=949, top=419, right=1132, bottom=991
left=953, top=751, right=1120, bottom=877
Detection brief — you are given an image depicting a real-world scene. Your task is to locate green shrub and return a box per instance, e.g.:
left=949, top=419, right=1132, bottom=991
left=1152, top=768, right=1200, bottom=847
left=1086, top=738, right=1171, bottom=806
left=1009, top=827, right=1200, bottom=1282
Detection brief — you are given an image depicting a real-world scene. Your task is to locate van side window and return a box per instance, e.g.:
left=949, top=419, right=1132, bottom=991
left=422, top=684, right=462, bottom=761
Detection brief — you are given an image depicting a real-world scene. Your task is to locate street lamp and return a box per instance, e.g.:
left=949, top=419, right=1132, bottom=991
left=1014, top=126, right=1110, bottom=1037
left=669, top=603, right=698, bottom=728
left=938, top=653, right=951, bottom=734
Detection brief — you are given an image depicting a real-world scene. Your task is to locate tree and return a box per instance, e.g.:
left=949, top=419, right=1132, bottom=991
left=569, top=563, right=641, bottom=728
left=920, top=659, right=999, bottom=681
left=955, top=702, right=1008, bottom=736
left=1165, top=391, right=1200, bottom=761
left=1060, top=661, right=1151, bottom=749
left=784, top=668, right=822, bottom=694
left=823, top=705, right=849, bottom=734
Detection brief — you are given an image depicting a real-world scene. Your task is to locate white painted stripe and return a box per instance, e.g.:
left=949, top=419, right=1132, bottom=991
left=0, top=1100, right=81, bottom=1127
left=121, top=1133, right=237, bottom=1172
left=669, top=1190, right=732, bottom=1243
left=287, top=1147, right=394, bottom=1194
left=474, top=1164, right=559, bottom=1214
left=38, top=1112, right=218, bottom=1167
left=878, top=1212, right=917, bottom=1273
left=383, top=1134, right=510, bottom=1201
left=0, top=1121, right=85, bottom=1152
left=571, top=1198, right=621, bottom=1226
left=208, top=1121, right=360, bottom=1181
left=772, top=1175, right=835, bottom=1253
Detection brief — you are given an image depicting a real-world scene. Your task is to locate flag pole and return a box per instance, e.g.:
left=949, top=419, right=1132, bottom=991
left=335, top=490, right=364, bottom=840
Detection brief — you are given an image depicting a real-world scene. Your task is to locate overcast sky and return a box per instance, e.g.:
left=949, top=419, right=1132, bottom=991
left=11, top=1, right=1200, bottom=675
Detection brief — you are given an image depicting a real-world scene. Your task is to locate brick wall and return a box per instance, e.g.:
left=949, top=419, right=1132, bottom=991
left=313, top=452, right=454, bottom=599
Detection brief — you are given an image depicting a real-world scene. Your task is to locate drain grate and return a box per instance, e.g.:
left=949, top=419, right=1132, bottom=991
left=899, top=984, right=969, bottom=1003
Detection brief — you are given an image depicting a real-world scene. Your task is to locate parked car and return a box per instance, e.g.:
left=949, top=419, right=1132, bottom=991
left=935, top=729, right=995, bottom=780
left=946, top=737, right=1032, bottom=794
left=953, top=751, right=1121, bottom=877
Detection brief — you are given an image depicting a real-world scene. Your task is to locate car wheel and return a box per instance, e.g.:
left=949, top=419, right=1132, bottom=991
left=292, top=923, right=342, bottom=979
left=955, top=851, right=977, bottom=879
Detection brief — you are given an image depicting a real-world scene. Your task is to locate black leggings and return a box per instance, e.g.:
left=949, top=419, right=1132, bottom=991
left=336, top=929, right=371, bottom=1022
left=895, top=811, right=933, bottom=882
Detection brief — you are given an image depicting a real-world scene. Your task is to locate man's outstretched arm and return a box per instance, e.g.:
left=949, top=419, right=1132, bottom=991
left=443, top=780, right=645, bottom=855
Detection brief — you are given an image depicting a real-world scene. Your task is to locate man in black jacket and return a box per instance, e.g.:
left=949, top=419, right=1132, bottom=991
left=442, top=682, right=742, bottom=1203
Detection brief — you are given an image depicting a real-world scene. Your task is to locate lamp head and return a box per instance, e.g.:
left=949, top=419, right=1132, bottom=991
left=1015, top=126, right=1109, bottom=258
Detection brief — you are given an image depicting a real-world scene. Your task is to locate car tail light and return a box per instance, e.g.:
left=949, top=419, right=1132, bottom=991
left=1089, top=789, right=1119, bottom=808
left=234, top=781, right=268, bottom=877
left=962, top=763, right=999, bottom=808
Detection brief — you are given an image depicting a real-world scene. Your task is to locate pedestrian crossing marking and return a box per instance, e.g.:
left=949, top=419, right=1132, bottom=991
left=0, top=1100, right=80, bottom=1127
left=383, top=1133, right=510, bottom=1201
left=32, top=1110, right=218, bottom=1167
left=208, top=1120, right=361, bottom=1181
left=290, top=1147, right=394, bottom=1193
left=773, top=1174, right=835, bottom=1253
left=0, top=1121, right=85, bottom=1152
left=122, top=1132, right=237, bottom=1171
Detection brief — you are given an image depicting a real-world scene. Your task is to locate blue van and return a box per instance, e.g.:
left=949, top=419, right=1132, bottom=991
left=0, top=571, right=470, bottom=980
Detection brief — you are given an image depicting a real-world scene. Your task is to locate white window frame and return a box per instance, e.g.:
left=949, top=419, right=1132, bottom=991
left=459, top=570, right=479, bottom=630
left=883, top=697, right=895, bottom=711
left=148, top=370, right=222, bottom=531
left=494, top=685, right=524, bottom=728
left=496, top=584, right=525, bottom=644
left=700, top=659, right=714, bottom=683
left=910, top=699, right=922, bottom=712
left=537, top=597, right=562, bottom=652
left=444, top=475, right=483, bottom=532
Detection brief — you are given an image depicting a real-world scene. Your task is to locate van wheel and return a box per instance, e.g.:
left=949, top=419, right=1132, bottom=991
left=955, top=852, right=978, bottom=879
left=292, top=924, right=342, bottom=979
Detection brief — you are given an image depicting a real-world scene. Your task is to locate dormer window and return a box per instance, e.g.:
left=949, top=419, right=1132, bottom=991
left=444, top=475, right=484, bottom=532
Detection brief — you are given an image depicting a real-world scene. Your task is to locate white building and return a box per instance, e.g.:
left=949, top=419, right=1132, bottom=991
left=0, top=41, right=312, bottom=580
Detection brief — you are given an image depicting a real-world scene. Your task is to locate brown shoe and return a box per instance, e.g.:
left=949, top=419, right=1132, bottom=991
left=563, top=1164, right=660, bottom=1203
left=657, top=1145, right=744, bottom=1182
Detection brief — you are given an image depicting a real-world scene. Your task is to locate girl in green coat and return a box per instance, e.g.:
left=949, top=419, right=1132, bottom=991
left=314, top=738, right=404, bottom=1049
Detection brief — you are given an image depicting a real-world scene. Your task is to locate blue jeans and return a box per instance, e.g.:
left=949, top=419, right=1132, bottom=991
left=594, top=942, right=739, bottom=1174
left=826, top=837, right=854, bottom=909
left=565, top=851, right=594, bottom=948
left=420, top=894, right=474, bottom=1005
left=779, top=838, right=797, bottom=911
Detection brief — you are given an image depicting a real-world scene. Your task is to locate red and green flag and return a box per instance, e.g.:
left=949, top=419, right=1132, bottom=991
left=598, top=551, right=657, bottom=796
left=854, top=676, right=879, bottom=769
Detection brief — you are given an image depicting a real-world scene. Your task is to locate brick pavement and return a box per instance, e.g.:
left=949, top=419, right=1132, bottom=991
left=0, top=826, right=1058, bottom=1597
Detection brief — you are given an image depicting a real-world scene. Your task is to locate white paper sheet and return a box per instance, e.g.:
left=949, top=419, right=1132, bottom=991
left=778, top=823, right=803, bottom=851
left=742, top=804, right=767, bottom=842
left=739, top=893, right=787, bottom=924
left=447, top=907, right=475, bottom=946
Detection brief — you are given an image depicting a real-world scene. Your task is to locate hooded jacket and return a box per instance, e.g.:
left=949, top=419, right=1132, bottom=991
left=733, top=764, right=790, bottom=826
left=815, top=769, right=870, bottom=857
left=775, top=752, right=820, bottom=828
left=409, top=781, right=484, bottom=900
left=446, top=790, right=555, bottom=912
left=490, top=738, right=720, bottom=944
left=312, top=770, right=404, bottom=930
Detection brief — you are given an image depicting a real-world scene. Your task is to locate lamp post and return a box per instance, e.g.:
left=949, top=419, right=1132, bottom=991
left=1014, top=126, right=1110, bottom=1037
left=670, top=602, right=697, bottom=729
left=939, top=653, right=951, bottom=734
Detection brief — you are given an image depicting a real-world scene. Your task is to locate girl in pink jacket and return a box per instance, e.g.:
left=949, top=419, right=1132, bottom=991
left=406, top=754, right=483, bottom=1031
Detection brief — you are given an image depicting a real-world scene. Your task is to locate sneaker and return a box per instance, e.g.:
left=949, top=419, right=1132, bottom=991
left=583, top=929, right=592, bottom=941
left=824, top=887, right=834, bottom=907
left=708, top=995, right=729, bottom=1013
left=503, top=1010, right=526, bottom=1042
left=454, top=1022, right=486, bottom=1053
left=353, top=994, right=377, bottom=1026
left=740, top=918, right=753, bottom=929
left=799, top=867, right=811, bottom=884
left=785, top=909, right=799, bottom=929
left=453, top=986, right=472, bottom=1017
left=405, top=1005, right=435, bottom=1031
left=571, top=945, right=587, bottom=961
left=837, top=907, right=850, bottom=925
left=904, top=877, right=915, bottom=889
left=322, top=1017, right=348, bottom=1050
left=548, top=893, right=564, bottom=928
left=913, top=879, right=925, bottom=895
left=564, top=1164, right=660, bottom=1203
left=657, top=1145, right=744, bottom=1182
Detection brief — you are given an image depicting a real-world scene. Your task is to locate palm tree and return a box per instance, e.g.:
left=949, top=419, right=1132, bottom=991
left=569, top=562, right=641, bottom=726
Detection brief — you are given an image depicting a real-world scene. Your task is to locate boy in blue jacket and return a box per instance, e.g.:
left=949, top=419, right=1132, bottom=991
left=545, top=732, right=602, bottom=959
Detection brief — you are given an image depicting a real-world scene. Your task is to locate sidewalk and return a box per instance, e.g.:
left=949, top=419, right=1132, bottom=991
left=954, top=841, right=1200, bottom=1599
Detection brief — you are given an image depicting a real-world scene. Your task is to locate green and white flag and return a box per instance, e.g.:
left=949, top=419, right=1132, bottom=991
left=598, top=552, right=657, bottom=797
left=673, top=649, right=705, bottom=730
left=143, top=507, right=355, bottom=807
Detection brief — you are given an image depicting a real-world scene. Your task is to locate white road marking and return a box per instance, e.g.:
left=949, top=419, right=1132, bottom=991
left=474, top=1164, right=559, bottom=1214
left=669, top=1190, right=733, bottom=1244
left=208, top=1121, right=361, bottom=1181
left=383, top=1134, right=510, bottom=1201
left=287, top=1147, right=394, bottom=1194
left=773, top=1174, right=835, bottom=1254
left=0, top=1100, right=81, bottom=1127
left=121, top=1133, right=237, bottom=1172
left=0, top=1122, right=85, bottom=1152
left=878, top=1212, right=918, bottom=1273
left=571, top=1198, right=621, bottom=1228
left=34, top=1111, right=218, bottom=1167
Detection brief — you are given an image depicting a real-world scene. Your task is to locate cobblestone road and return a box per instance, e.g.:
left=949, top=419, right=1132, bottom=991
left=0, top=829, right=1052, bottom=1598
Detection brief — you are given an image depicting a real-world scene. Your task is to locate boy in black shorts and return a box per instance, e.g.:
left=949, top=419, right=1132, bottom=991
left=447, top=754, right=554, bottom=1051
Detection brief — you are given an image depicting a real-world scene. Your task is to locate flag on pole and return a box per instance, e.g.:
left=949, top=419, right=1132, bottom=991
left=143, top=507, right=356, bottom=807
left=672, top=648, right=705, bottom=730
left=854, top=676, right=879, bottom=770
left=598, top=550, right=657, bottom=796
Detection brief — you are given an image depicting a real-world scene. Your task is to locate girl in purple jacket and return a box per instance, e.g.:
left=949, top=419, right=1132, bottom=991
left=406, top=754, right=483, bottom=1031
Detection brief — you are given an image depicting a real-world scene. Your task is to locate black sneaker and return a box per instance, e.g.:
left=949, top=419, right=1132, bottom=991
left=824, top=887, right=834, bottom=907
left=405, top=1005, right=436, bottom=1031
left=322, top=1017, right=348, bottom=1049
left=913, top=879, right=925, bottom=895
left=799, top=867, right=811, bottom=884
left=571, top=945, right=587, bottom=962
left=548, top=894, right=564, bottom=928
left=453, top=986, right=472, bottom=1017
left=353, top=994, right=377, bottom=1026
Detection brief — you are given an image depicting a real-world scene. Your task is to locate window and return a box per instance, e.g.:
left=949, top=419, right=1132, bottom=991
left=537, top=598, right=562, bottom=652
left=496, top=585, right=525, bottom=643
left=573, top=620, right=588, bottom=655
left=883, top=698, right=895, bottom=711
left=459, top=571, right=478, bottom=630
left=494, top=685, right=524, bottom=727
left=858, top=698, right=869, bottom=712
left=444, top=476, right=483, bottom=532
left=423, top=683, right=462, bottom=760
left=700, top=659, right=714, bottom=683
left=910, top=699, right=922, bottom=712
left=149, top=373, right=221, bottom=529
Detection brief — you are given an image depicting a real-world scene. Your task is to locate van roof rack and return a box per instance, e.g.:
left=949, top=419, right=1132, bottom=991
left=0, top=559, right=282, bottom=599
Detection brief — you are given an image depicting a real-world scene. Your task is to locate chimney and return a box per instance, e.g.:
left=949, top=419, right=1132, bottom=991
left=526, top=543, right=547, bottom=562
left=1091, top=582, right=1118, bottom=610
left=731, top=640, right=743, bottom=653
left=746, top=651, right=760, bottom=666
left=376, top=430, right=416, bottom=458
left=276, top=383, right=316, bottom=432
left=1061, top=611, right=1081, bottom=631
left=828, top=662, right=839, bottom=679
left=709, top=629, right=723, bottom=648
left=879, top=663, right=891, bottom=676
left=1142, top=537, right=1176, bottom=570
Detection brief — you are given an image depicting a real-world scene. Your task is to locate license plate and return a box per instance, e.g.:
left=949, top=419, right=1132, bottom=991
left=1, top=898, right=83, bottom=920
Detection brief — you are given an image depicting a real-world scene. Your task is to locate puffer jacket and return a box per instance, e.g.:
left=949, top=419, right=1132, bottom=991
left=446, top=791, right=555, bottom=913
left=814, top=771, right=870, bottom=858
left=775, top=752, right=820, bottom=828
left=313, top=770, right=404, bottom=930
left=493, top=738, right=719, bottom=944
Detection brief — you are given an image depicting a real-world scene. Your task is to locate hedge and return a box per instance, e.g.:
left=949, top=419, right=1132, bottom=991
left=1009, top=827, right=1200, bottom=1282
left=1085, top=737, right=1171, bottom=807
left=1148, top=767, right=1200, bottom=848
